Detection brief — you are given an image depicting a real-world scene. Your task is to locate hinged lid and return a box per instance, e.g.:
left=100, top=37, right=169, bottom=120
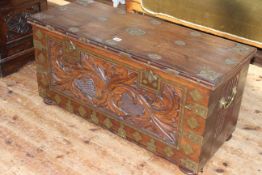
left=28, top=1, right=256, bottom=88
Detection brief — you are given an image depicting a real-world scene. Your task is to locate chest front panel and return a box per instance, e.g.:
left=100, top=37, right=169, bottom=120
left=47, top=34, right=187, bottom=146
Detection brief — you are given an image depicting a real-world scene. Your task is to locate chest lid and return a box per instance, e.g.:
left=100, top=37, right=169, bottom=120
left=28, top=1, right=256, bottom=88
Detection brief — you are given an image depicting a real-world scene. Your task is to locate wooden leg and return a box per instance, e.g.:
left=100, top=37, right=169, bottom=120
left=179, top=166, right=197, bottom=175
left=43, top=97, right=56, bottom=105
left=226, top=134, right=233, bottom=141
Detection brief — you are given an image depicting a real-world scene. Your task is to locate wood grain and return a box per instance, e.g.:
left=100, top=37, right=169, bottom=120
left=28, top=1, right=256, bottom=88
left=0, top=62, right=261, bottom=175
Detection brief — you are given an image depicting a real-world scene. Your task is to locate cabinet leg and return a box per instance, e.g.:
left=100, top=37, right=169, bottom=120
left=226, top=134, right=233, bottom=141
left=179, top=166, right=197, bottom=175
left=43, top=97, right=56, bottom=105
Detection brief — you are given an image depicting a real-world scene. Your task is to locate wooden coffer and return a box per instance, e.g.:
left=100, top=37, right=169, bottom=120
left=0, top=0, right=47, bottom=77
left=28, top=2, right=256, bottom=174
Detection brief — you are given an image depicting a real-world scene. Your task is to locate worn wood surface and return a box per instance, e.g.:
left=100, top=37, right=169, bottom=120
left=0, top=62, right=261, bottom=175
left=28, top=1, right=256, bottom=88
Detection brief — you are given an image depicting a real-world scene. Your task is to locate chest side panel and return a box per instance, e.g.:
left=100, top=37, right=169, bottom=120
left=199, top=61, right=250, bottom=169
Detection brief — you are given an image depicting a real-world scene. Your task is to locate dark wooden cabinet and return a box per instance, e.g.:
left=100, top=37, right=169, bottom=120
left=0, top=0, right=47, bottom=77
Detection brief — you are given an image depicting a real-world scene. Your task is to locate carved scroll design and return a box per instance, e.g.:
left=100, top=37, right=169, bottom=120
left=5, top=4, right=40, bottom=41
left=48, top=38, right=183, bottom=144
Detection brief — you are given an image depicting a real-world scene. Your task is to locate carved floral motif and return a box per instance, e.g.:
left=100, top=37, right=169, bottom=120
left=48, top=38, right=183, bottom=144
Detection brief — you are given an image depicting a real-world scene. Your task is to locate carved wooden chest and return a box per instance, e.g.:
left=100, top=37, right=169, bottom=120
left=28, top=2, right=256, bottom=174
left=0, top=0, right=47, bottom=77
